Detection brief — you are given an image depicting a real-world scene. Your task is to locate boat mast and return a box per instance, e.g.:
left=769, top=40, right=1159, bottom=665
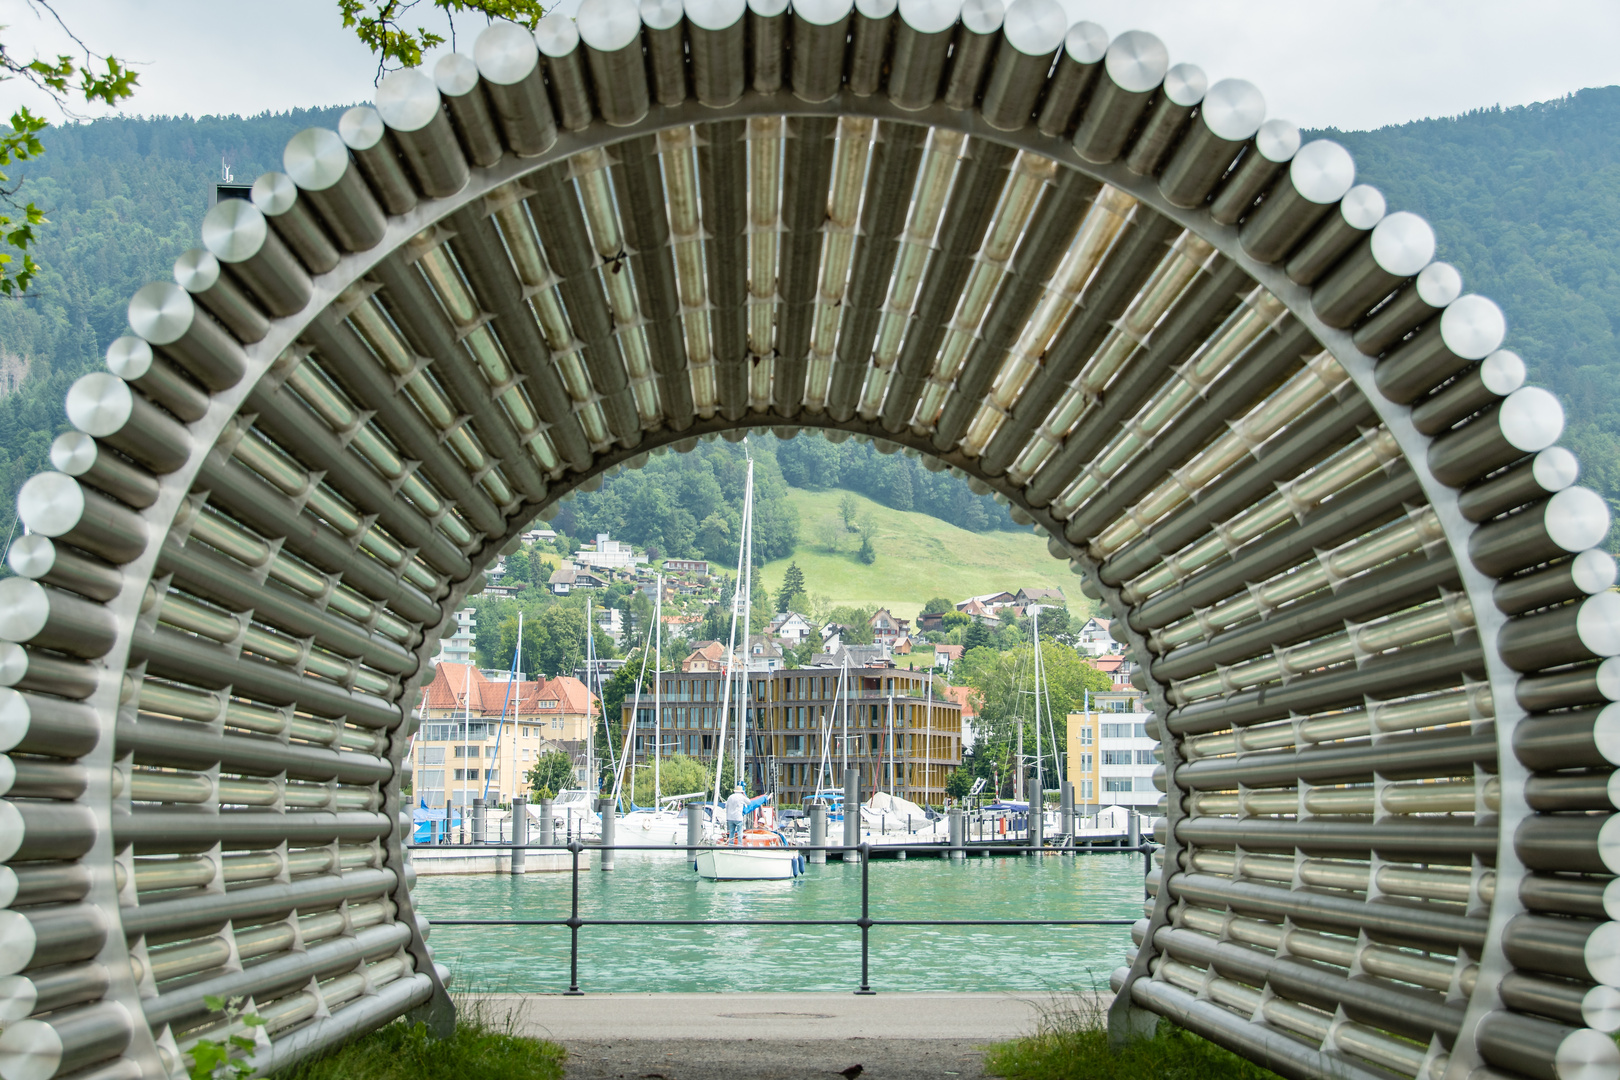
left=461, top=660, right=473, bottom=836
left=710, top=447, right=752, bottom=811
left=1033, top=608, right=1042, bottom=808
left=483, top=611, right=521, bottom=806
left=736, top=455, right=754, bottom=792
left=586, top=595, right=595, bottom=795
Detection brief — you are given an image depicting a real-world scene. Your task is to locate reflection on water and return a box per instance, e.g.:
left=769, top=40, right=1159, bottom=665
left=414, top=852, right=1145, bottom=994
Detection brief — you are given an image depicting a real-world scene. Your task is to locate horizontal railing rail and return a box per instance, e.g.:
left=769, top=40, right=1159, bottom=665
left=408, top=840, right=1150, bottom=994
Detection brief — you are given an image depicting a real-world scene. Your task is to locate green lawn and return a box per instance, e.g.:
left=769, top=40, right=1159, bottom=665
left=759, top=489, right=1092, bottom=622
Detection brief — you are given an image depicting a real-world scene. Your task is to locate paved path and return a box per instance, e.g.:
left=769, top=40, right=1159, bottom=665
left=466, top=992, right=1103, bottom=1080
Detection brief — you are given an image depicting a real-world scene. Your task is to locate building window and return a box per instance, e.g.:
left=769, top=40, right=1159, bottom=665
left=1136, top=749, right=1156, bottom=765
left=1102, top=750, right=1133, bottom=766
left=1135, top=777, right=1156, bottom=791
left=419, top=770, right=444, bottom=788
left=1081, top=780, right=1093, bottom=800
left=1079, top=728, right=1092, bottom=746
left=418, top=747, right=445, bottom=765
left=1104, top=778, right=1133, bottom=792
left=1080, top=754, right=1093, bottom=771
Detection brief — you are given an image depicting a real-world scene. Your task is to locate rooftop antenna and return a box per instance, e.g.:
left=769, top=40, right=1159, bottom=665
left=220, top=158, right=233, bottom=183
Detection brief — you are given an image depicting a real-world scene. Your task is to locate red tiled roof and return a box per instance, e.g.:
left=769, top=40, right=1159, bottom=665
left=944, top=685, right=978, bottom=720
left=424, top=663, right=599, bottom=717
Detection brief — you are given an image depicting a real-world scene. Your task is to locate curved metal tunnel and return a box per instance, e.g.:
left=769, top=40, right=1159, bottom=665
left=0, top=1, right=1616, bottom=1077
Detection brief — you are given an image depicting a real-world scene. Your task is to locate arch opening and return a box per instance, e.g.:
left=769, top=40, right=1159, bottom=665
left=0, top=5, right=1616, bottom=1080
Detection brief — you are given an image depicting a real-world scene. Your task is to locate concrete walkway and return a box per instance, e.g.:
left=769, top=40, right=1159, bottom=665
left=467, top=992, right=1102, bottom=1080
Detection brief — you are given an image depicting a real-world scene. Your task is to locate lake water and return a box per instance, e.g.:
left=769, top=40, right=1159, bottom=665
left=413, top=851, right=1146, bottom=994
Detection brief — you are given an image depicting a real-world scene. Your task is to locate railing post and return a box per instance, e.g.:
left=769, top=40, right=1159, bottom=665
left=472, top=796, right=485, bottom=845
left=1060, top=782, right=1075, bottom=847
left=948, top=806, right=964, bottom=860
left=539, top=796, right=554, bottom=846
left=565, top=840, right=583, bottom=995
left=511, top=794, right=527, bottom=875
left=686, top=801, right=703, bottom=857
left=1127, top=810, right=1140, bottom=851
left=1030, top=792, right=1043, bottom=854
left=842, top=768, right=860, bottom=863
left=855, top=842, right=874, bottom=995
left=808, top=800, right=827, bottom=864
left=598, top=797, right=615, bottom=872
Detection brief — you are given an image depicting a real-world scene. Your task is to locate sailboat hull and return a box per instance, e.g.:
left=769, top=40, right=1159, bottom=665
left=695, top=847, right=800, bottom=880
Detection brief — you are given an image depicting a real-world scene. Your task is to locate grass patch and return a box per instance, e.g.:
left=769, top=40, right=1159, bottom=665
left=984, top=999, right=1279, bottom=1080
left=270, top=1018, right=564, bottom=1080
left=759, top=489, right=1091, bottom=622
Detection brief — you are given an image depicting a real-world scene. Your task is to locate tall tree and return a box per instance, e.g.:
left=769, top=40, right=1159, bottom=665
left=777, top=562, right=807, bottom=612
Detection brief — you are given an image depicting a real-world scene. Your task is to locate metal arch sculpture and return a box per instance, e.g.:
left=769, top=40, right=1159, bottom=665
left=0, top=0, right=1615, bottom=1077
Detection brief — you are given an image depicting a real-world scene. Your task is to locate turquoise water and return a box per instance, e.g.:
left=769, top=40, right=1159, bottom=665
left=414, top=852, right=1145, bottom=994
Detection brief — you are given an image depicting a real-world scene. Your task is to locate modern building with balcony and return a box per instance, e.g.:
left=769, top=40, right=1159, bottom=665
left=620, top=665, right=963, bottom=806
left=1066, top=689, right=1159, bottom=815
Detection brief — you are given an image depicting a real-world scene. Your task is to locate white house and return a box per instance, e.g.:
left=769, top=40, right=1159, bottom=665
left=770, top=611, right=814, bottom=645
left=573, top=533, right=647, bottom=570
left=1075, top=616, right=1116, bottom=657
left=432, top=608, right=476, bottom=666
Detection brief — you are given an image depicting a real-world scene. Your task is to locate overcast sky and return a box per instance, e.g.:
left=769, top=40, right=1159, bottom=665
left=2, top=0, right=1617, bottom=133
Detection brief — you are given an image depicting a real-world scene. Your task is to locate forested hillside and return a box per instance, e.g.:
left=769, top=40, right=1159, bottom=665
left=1323, top=86, right=1620, bottom=505
left=2, top=88, right=1617, bottom=555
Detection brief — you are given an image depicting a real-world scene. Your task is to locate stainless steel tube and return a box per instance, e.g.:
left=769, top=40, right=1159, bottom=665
left=641, top=0, right=687, bottom=105
left=1071, top=30, right=1167, bottom=164
left=338, top=106, right=418, bottom=215
left=887, top=0, right=959, bottom=110
left=0, top=641, right=99, bottom=700
left=1475, top=1010, right=1617, bottom=1080
left=1208, top=118, right=1298, bottom=226
left=1412, top=348, right=1525, bottom=435
left=687, top=0, right=747, bottom=107
left=50, top=432, right=159, bottom=510
left=433, top=53, right=504, bottom=166
left=1498, top=591, right=1620, bottom=673
left=16, top=472, right=148, bottom=566
left=979, top=0, right=1065, bottom=130
left=791, top=0, right=855, bottom=103
left=103, top=336, right=209, bottom=423
left=126, top=282, right=247, bottom=391
left=1238, top=138, right=1354, bottom=263
left=749, top=0, right=789, bottom=94
left=1469, top=486, right=1608, bottom=578
left=1034, top=21, right=1106, bottom=136
left=1284, top=184, right=1384, bottom=286
left=941, top=0, right=1003, bottom=110
left=65, top=373, right=191, bottom=476
left=5, top=535, right=122, bottom=604
left=1352, top=259, right=1464, bottom=356
left=249, top=170, right=342, bottom=272
left=1158, top=78, right=1265, bottom=208
left=281, top=128, right=389, bottom=252
left=473, top=23, right=558, bottom=156
left=200, top=198, right=313, bottom=317
left=0, top=578, right=118, bottom=660
left=1375, top=293, right=1507, bottom=405
left=173, top=248, right=271, bottom=343
left=1511, top=704, right=1620, bottom=772
left=1458, top=445, right=1580, bottom=523
left=847, top=0, right=896, bottom=97
left=578, top=0, right=651, bottom=125
left=374, top=67, right=470, bottom=198
left=1310, top=210, right=1436, bottom=328
left=1430, top=386, right=1565, bottom=489
left=1494, top=549, right=1616, bottom=617
left=1121, top=63, right=1205, bottom=177
left=1517, top=658, right=1620, bottom=714
left=538, top=14, right=594, bottom=130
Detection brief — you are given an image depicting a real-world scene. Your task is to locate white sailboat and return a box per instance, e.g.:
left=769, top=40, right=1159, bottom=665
left=696, top=448, right=802, bottom=881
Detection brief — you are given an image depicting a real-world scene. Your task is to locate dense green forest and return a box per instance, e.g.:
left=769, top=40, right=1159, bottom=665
left=1322, top=86, right=1620, bottom=507
left=2, top=87, right=1618, bottom=550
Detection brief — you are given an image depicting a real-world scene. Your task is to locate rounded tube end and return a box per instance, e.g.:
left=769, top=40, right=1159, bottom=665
left=1200, top=79, right=1264, bottom=141
left=1589, top=920, right=1620, bottom=987
left=536, top=12, right=583, bottom=56
left=1161, top=63, right=1207, bottom=107
left=1573, top=549, right=1619, bottom=595
left=1500, top=386, right=1566, bottom=454
left=434, top=52, right=481, bottom=96
left=960, top=0, right=1004, bottom=34
left=172, top=249, right=220, bottom=294
left=200, top=198, right=268, bottom=264
left=376, top=67, right=443, bottom=132
left=475, top=22, right=542, bottom=83
left=794, top=0, right=856, bottom=27
left=1339, top=184, right=1385, bottom=230
left=1478, top=349, right=1527, bottom=396
left=16, top=473, right=85, bottom=539
left=1416, top=260, right=1463, bottom=307
left=641, top=0, right=686, bottom=30
left=0, top=644, right=21, bottom=691
left=1369, top=210, right=1436, bottom=276
left=0, top=1016, right=60, bottom=1079
left=338, top=105, right=387, bottom=151
left=1546, top=487, right=1612, bottom=554
left=0, top=579, right=48, bottom=644
left=1555, top=1026, right=1620, bottom=1080
left=1064, top=20, right=1108, bottom=63
left=6, top=536, right=56, bottom=581
left=65, top=373, right=134, bottom=438
left=1104, top=30, right=1168, bottom=94
left=104, top=336, right=154, bottom=380
left=1440, top=294, right=1507, bottom=360
left=1578, top=591, right=1620, bottom=659
left=1254, top=118, right=1299, bottom=162
left=1289, top=139, right=1355, bottom=205
left=1585, top=985, right=1620, bottom=1035
left=250, top=170, right=298, bottom=215
left=48, top=432, right=97, bottom=477
left=897, top=0, right=962, bottom=35
left=1002, top=0, right=1066, bottom=56
left=579, top=0, right=647, bottom=50
left=282, top=128, right=351, bottom=193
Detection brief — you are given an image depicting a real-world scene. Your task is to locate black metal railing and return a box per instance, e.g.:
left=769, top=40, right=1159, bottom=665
left=409, top=840, right=1149, bottom=995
